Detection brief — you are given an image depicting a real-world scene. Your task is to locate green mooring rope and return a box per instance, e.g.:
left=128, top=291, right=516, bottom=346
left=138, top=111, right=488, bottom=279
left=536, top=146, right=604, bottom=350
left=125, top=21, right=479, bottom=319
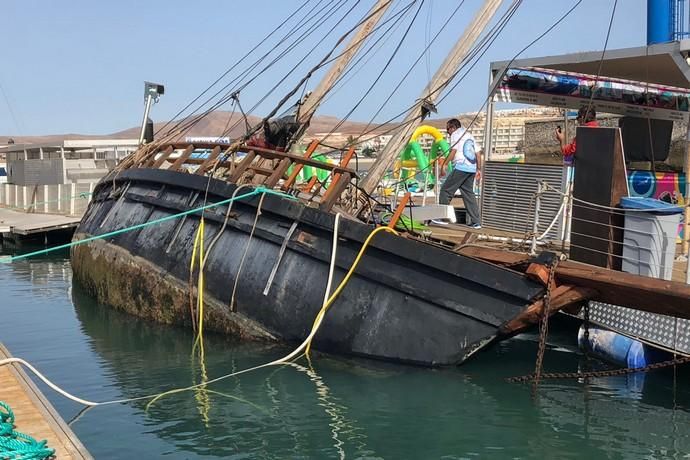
left=0, top=402, right=54, bottom=460
left=0, top=187, right=295, bottom=264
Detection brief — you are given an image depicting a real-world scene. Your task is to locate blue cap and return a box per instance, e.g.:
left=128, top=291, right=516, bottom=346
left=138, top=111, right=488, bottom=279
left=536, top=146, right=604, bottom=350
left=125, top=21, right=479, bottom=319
left=619, top=197, right=683, bottom=215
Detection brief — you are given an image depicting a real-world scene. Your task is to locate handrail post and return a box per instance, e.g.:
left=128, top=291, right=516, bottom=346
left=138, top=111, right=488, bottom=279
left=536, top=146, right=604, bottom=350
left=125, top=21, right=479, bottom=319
left=530, top=180, right=543, bottom=256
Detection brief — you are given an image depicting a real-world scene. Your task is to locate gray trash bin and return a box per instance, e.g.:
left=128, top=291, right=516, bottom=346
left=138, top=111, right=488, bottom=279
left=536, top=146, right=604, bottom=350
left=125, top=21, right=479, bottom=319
left=619, top=197, right=682, bottom=280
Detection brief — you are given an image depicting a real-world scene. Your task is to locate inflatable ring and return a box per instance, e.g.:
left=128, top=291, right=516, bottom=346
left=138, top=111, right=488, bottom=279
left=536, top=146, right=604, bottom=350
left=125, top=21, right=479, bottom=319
left=411, top=125, right=444, bottom=142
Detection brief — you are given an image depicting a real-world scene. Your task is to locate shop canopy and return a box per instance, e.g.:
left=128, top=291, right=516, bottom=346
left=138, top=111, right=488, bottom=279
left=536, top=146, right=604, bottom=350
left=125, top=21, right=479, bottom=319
left=489, top=41, right=690, bottom=121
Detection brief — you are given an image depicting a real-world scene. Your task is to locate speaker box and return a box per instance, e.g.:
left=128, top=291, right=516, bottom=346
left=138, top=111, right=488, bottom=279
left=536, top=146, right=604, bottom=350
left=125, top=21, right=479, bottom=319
left=570, top=127, right=628, bottom=270
left=618, top=116, right=672, bottom=162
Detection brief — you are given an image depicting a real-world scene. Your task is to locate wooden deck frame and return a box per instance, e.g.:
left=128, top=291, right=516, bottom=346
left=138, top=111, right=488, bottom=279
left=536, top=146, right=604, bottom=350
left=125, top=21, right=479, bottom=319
left=130, top=142, right=358, bottom=211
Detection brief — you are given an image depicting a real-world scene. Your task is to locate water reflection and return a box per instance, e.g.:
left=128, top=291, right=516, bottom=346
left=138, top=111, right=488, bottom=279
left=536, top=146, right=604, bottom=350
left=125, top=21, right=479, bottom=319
left=71, top=282, right=380, bottom=458
left=69, top=279, right=690, bottom=459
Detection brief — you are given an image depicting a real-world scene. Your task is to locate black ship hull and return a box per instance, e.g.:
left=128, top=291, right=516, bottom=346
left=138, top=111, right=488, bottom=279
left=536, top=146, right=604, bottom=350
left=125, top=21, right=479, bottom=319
left=71, top=168, right=544, bottom=366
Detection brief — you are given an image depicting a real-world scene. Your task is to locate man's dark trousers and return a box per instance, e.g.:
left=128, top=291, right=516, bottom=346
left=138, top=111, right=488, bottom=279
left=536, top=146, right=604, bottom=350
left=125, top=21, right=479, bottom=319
left=439, top=169, right=481, bottom=225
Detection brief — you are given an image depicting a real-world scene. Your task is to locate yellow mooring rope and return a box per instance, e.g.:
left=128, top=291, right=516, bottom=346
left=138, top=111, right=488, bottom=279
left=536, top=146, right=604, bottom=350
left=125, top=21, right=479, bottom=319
left=189, top=217, right=211, bottom=425
left=304, top=225, right=398, bottom=355
left=190, top=217, right=206, bottom=346
left=0, top=218, right=400, bottom=412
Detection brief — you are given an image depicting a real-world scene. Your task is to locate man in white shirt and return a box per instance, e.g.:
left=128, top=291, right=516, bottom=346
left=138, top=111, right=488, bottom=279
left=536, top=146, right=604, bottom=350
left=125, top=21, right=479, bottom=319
left=434, top=118, right=481, bottom=228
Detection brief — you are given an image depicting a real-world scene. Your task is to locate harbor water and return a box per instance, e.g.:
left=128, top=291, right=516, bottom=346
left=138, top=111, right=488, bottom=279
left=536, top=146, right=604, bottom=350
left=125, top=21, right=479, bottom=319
left=2, top=247, right=690, bottom=459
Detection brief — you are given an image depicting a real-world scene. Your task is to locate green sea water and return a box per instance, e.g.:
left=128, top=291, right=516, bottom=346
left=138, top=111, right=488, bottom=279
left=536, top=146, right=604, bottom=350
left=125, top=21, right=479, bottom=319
left=2, top=248, right=689, bottom=459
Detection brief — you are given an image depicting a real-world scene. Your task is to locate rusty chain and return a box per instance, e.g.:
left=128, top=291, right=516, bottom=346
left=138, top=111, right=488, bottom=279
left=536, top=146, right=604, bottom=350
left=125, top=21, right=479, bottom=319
left=532, top=257, right=558, bottom=389
left=510, top=259, right=690, bottom=384
left=508, top=354, right=690, bottom=383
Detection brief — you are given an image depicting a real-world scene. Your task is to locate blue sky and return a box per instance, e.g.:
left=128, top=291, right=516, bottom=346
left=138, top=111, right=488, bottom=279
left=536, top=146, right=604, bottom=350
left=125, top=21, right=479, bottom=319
left=1, top=0, right=646, bottom=136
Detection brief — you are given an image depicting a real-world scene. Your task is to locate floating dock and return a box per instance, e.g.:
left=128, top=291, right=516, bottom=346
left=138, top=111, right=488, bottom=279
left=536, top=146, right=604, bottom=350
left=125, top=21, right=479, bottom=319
left=0, top=343, right=91, bottom=459
left=0, top=208, right=80, bottom=244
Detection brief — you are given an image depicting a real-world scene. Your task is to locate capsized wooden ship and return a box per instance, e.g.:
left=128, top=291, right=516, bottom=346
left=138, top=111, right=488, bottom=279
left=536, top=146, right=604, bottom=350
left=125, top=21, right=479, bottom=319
left=70, top=0, right=690, bottom=367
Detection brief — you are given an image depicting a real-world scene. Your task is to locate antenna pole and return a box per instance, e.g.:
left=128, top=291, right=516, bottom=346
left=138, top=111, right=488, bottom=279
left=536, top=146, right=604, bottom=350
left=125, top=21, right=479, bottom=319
left=138, top=94, right=154, bottom=146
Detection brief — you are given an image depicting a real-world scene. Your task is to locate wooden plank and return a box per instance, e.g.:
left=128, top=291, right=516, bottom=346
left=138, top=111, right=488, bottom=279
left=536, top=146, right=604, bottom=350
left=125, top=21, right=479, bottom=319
left=302, top=175, right=320, bottom=193
left=458, top=245, right=690, bottom=319
left=555, top=260, right=690, bottom=320
left=229, top=151, right=257, bottom=183
left=319, top=172, right=351, bottom=211
left=168, top=145, right=195, bottom=171
left=166, top=148, right=357, bottom=177
left=194, top=146, right=222, bottom=175
left=456, top=246, right=527, bottom=264
left=321, top=147, right=355, bottom=204
left=149, top=145, right=174, bottom=169
left=234, top=145, right=358, bottom=177
left=248, top=166, right=275, bottom=176
left=0, top=208, right=81, bottom=235
left=526, top=263, right=550, bottom=286
left=498, top=285, right=597, bottom=337
left=265, top=157, right=292, bottom=188
left=0, top=343, right=91, bottom=459
left=388, top=192, right=411, bottom=229
left=282, top=139, right=319, bottom=190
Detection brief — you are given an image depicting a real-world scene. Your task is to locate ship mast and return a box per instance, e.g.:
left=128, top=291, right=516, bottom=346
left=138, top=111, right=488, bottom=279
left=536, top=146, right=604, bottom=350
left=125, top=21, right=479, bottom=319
left=355, top=0, right=505, bottom=208
left=291, top=0, right=393, bottom=145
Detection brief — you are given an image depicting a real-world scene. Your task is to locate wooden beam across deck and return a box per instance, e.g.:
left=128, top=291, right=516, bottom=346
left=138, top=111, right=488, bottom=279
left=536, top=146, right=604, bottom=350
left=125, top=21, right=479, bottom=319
left=228, top=151, right=257, bottom=183
left=168, top=145, right=195, bottom=171
left=194, top=146, right=222, bottom=175
left=458, top=246, right=690, bottom=320
left=0, top=343, right=92, bottom=459
left=158, top=143, right=358, bottom=178
left=149, top=145, right=174, bottom=169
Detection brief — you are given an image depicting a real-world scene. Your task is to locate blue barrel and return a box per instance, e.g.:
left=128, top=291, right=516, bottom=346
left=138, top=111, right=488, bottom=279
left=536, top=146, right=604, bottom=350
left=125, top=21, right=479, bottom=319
left=578, top=326, right=649, bottom=368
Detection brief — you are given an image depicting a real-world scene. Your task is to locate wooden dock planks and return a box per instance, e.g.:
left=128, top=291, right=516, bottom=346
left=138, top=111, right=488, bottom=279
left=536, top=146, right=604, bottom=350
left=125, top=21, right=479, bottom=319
left=0, top=208, right=80, bottom=236
left=0, top=343, right=91, bottom=459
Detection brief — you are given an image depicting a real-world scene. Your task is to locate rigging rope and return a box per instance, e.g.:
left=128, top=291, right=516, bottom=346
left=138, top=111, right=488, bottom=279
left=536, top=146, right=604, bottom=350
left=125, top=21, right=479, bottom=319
left=583, top=0, right=619, bottom=120
left=319, top=1, right=417, bottom=106
left=176, top=0, right=354, bottom=145
left=155, top=0, right=322, bottom=137
left=357, top=0, right=467, bottom=132
left=353, top=0, right=583, bottom=160
left=304, top=0, right=416, bottom=116
left=155, top=0, right=342, bottom=143
left=320, top=0, right=425, bottom=143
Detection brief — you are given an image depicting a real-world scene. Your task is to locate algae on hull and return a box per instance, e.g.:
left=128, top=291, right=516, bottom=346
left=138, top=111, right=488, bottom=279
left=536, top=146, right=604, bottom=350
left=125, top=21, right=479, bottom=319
left=70, top=233, right=276, bottom=341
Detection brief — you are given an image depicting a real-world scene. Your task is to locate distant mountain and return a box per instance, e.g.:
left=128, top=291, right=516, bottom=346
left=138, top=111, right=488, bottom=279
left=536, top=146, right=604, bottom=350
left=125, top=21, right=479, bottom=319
left=0, top=111, right=404, bottom=146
